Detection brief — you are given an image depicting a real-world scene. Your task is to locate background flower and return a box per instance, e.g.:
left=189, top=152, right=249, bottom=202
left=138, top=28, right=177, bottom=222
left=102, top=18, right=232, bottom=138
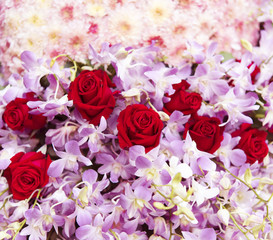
left=0, top=0, right=262, bottom=80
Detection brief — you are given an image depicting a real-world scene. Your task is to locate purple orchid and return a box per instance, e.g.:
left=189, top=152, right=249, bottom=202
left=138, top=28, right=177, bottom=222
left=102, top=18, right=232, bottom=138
left=96, top=151, right=136, bottom=183
left=47, top=140, right=92, bottom=177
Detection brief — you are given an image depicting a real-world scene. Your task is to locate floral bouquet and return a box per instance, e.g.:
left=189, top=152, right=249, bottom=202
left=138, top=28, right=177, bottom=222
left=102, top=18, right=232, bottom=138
left=1, top=25, right=273, bottom=240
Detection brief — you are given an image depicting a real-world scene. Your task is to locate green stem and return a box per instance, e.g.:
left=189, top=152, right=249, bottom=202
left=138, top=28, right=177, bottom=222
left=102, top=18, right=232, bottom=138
left=32, top=189, right=42, bottom=208
left=12, top=189, right=42, bottom=239
left=0, top=188, right=8, bottom=198
left=109, top=229, right=119, bottom=240
left=0, top=198, right=8, bottom=210
left=147, top=100, right=158, bottom=112
left=12, top=219, right=26, bottom=240
left=50, top=54, right=78, bottom=82
left=214, top=159, right=273, bottom=239
left=263, top=54, right=273, bottom=65
left=169, top=217, right=172, bottom=240
left=229, top=213, right=250, bottom=240
left=267, top=191, right=273, bottom=203
left=151, top=184, right=170, bottom=200
left=212, top=160, right=267, bottom=203
left=140, top=89, right=158, bottom=112
left=220, top=205, right=250, bottom=240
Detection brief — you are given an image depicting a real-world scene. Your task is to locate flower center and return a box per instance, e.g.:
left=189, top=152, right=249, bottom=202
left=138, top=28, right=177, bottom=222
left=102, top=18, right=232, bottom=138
left=200, top=122, right=214, bottom=136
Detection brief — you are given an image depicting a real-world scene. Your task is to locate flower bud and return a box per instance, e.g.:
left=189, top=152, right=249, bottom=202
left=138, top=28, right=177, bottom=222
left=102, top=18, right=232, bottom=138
left=244, top=168, right=252, bottom=186
left=78, top=186, right=89, bottom=206
left=217, top=208, right=230, bottom=226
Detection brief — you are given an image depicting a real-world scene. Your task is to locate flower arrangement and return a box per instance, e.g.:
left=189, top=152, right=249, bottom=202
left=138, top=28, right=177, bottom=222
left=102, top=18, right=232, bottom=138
left=0, top=0, right=262, bottom=79
left=1, top=23, right=273, bottom=240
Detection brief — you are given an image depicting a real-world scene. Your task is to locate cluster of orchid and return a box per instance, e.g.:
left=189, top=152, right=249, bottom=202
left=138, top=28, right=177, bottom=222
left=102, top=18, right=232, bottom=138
left=0, top=0, right=262, bottom=79
left=1, top=25, right=273, bottom=240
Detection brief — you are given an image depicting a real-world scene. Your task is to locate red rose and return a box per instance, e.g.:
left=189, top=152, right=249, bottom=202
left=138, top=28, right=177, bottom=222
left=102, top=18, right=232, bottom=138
left=68, top=70, right=116, bottom=126
left=232, top=123, right=268, bottom=164
left=183, top=115, right=224, bottom=153
left=3, top=96, right=47, bottom=131
left=3, top=152, right=52, bottom=200
left=117, top=104, right=164, bottom=153
left=164, top=81, right=202, bottom=115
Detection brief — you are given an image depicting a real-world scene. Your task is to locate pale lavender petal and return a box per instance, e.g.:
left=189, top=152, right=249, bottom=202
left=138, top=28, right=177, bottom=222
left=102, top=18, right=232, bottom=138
left=20, top=226, right=32, bottom=236
left=25, top=208, right=41, bottom=221
left=0, top=158, right=11, bottom=170
left=177, top=64, right=191, bottom=79
left=230, top=149, right=246, bottom=166
left=96, top=153, right=114, bottom=165
left=160, top=169, right=171, bottom=185
left=98, top=164, right=113, bottom=175
left=77, top=208, right=92, bottom=226
left=14, top=234, right=26, bottom=240
left=110, top=172, right=119, bottom=183
left=207, top=42, right=218, bottom=56
left=170, top=140, right=184, bottom=158
left=119, top=194, right=130, bottom=210
left=210, top=79, right=229, bottom=96
left=78, top=156, right=92, bottom=166
left=154, top=217, right=168, bottom=236
left=221, top=133, right=231, bottom=146
left=64, top=217, right=76, bottom=237
left=195, top=64, right=208, bottom=76
left=88, top=44, right=99, bottom=60
left=65, top=141, right=82, bottom=155
left=123, top=218, right=139, bottom=234
left=52, top=215, right=65, bottom=227
left=198, top=157, right=216, bottom=172
left=47, top=159, right=66, bottom=177
left=23, top=74, right=39, bottom=90
left=79, top=128, right=96, bottom=137
left=181, top=231, right=198, bottom=240
left=88, top=142, right=99, bottom=153
left=129, top=145, right=145, bottom=160
left=75, top=225, right=92, bottom=240
left=82, top=169, right=98, bottom=184
left=43, top=221, right=53, bottom=232
left=98, top=164, right=113, bottom=174
left=135, top=156, right=152, bottom=169
left=134, top=186, right=152, bottom=201
left=102, top=214, right=114, bottom=232
left=21, top=51, right=38, bottom=71
left=3, top=87, right=20, bottom=103
left=93, top=214, right=104, bottom=226
left=199, top=228, right=216, bottom=240
left=98, top=116, right=107, bottom=132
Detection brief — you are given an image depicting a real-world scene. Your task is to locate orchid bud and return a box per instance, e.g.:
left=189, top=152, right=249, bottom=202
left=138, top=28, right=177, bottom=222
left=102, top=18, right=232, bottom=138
left=0, top=230, right=11, bottom=240
left=78, top=186, right=89, bottom=206
left=158, top=111, right=170, bottom=121
left=153, top=202, right=174, bottom=210
left=174, top=206, right=196, bottom=221
left=217, top=208, right=230, bottom=226
left=122, top=88, right=141, bottom=102
left=241, top=39, right=253, bottom=52
left=244, top=168, right=252, bottom=186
